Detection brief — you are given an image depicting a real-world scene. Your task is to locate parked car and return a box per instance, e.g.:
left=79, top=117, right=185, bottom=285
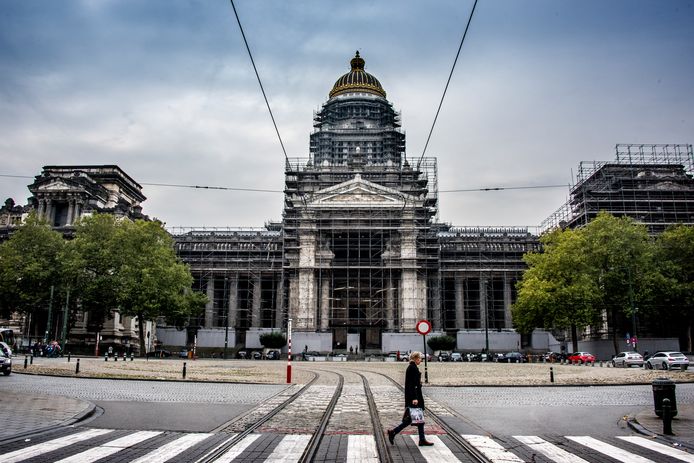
left=612, top=351, right=643, bottom=368
left=499, top=352, right=526, bottom=363
left=567, top=352, right=596, bottom=364
left=645, top=351, right=689, bottom=370
left=450, top=352, right=463, bottom=362
left=146, top=349, right=171, bottom=358
left=0, top=351, right=11, bottom=375
left=0, top=341, right=12, bottom=357
left=251, top=351, right=262, bottom=360
left=178, top=350, right=189, bottom=358
left=438, top=352, right=451, bottom=362
left=266, top=350, right=280, bottom=360
left=236, top=350, right=248, bottom=359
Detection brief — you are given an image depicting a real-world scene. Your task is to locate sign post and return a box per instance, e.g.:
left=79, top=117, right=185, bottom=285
left=416, top=319, right=432, bottom=384
left=287, top=318, right=292, bottom=384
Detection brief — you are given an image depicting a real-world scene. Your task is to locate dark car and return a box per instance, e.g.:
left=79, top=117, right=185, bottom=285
left=236, top=350, right=248, bottom=359
left=146, top=349, right=171, bottom=358
left=499, top=352, right=526, bottom=363
left=266, top=350, right=281, bottom=360
left=0, top=351, right=11, bottom=376
left=251, top=351, right=262, bottom=360
left=438, top=352, right=451, bottom=362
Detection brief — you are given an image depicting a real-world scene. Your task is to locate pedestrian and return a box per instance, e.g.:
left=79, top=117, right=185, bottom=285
left=349, top=346, right=353, bottom=354
left=387, top=351, right=434, bottom=447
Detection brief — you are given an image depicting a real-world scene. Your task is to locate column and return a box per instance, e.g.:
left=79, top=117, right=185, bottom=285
left=66, top=200, right=75, bottom=226
left=320, top=276, right=330, bottom=331
left=274, top=275, right=285, bottom=329
left=251, top=274, right=262, bottom=327
left=386, top=275, right=395, bottom=331
left=204, top=276, right=215, bottom=328
left=455, top=274, right=465, bottom=329
left=479, top=277, right=488, bottom=331
left=46, top=199, right=54, bottom=225
left=37, top=199, right=45, bottom=219
left=503, top=277, right=513, bottom=329
left=228, top=274, right=239, bottom=330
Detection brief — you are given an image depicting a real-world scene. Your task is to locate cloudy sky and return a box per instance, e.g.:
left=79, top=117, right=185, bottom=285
left=1, top=0, right=693, bottom=230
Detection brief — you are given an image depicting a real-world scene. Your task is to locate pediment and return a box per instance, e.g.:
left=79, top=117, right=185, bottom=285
left=308, top=174, right=414, bottom=208
left=34, top=179, right=82, bottom=192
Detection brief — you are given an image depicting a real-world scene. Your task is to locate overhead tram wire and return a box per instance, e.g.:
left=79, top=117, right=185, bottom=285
left=229, top=0, right=289, bottom=164
left=416, top=0, right=478, bottom=170
left=0, top=174, right=568, bottom=195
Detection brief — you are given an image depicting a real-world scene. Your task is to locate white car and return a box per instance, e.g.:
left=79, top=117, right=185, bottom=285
left=612, top=351, right=643, bottom=368
left=450, top=352, right=463, bottom=362
left=645, top=351, right=689, bottom=370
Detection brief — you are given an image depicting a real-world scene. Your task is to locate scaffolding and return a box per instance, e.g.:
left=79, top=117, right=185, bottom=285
left=541, top=144, right=694, bottom=234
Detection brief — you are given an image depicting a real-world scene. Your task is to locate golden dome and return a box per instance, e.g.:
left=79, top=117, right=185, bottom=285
left=329, top=51, right=386, bottom=98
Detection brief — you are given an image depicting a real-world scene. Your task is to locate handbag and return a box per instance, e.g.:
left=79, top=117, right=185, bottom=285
left=408, top=407, right=425, bottom=424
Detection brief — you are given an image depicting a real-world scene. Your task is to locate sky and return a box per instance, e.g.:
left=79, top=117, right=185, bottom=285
left=1, top=0, right=693, bottom=230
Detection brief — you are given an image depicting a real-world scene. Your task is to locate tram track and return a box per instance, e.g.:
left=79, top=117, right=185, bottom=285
left=351, top=368, right=493, bottom=463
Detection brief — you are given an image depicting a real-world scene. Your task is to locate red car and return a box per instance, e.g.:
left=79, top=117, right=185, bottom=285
left=567, top=352, right=596, bottom=364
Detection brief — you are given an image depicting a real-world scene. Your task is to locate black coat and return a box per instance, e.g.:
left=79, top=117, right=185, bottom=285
left=404, top=361, right=425, bottom=410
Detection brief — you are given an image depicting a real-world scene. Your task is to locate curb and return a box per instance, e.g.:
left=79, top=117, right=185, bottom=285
left=0, top=401, right=97, bottom=447
left=627, top=415, right=694, bottom=452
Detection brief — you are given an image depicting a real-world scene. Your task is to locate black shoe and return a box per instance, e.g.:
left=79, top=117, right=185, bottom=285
left=387, top=429, right=395, bottom=445
left=419, top=440, right=434, bottom=446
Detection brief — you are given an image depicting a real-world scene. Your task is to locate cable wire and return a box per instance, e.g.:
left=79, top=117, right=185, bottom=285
left=229, top=0, right=289, bottom=163
left=417, top=0, right=478, bottom=170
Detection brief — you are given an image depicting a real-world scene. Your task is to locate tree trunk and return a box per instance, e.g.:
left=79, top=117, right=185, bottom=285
left=137, top=312, right=146, bottom=357
left=571, top=324, right=578, bottom=352
left=688, top=319, right=693, bottom=353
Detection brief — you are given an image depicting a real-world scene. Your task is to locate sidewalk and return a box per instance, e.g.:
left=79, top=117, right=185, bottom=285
left=630, top=404, right=694, bottom=448
left=0, top=390, right=95, bottom=444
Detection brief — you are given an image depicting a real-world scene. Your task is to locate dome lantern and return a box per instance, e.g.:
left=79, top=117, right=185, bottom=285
left=329, top=51, right=386, bottom=98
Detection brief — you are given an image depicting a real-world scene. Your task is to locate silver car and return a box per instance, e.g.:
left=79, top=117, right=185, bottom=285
left=645, top=351, right=689, bottom=370
left=612, top=351, right=643, bottom=368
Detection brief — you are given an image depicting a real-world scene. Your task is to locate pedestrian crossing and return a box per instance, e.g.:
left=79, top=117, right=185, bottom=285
left=1, top=428, right=693, bottom=462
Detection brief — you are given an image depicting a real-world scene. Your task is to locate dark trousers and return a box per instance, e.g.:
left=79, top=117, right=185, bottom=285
left=392, top=410, right=426, bottom=441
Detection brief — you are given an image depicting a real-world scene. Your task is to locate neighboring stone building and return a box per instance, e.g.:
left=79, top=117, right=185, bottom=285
left=0, top=165, right=153, bottom=353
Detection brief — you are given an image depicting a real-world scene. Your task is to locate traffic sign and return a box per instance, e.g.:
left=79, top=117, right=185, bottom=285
left=416, top=319, right=432, bottom=336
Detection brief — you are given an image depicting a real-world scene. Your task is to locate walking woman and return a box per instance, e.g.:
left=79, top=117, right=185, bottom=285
left=387, top=351, right=434, bottom=446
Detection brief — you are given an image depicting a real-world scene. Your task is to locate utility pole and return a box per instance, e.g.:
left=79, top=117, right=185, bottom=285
left=44, top=285, right=54, bottom=344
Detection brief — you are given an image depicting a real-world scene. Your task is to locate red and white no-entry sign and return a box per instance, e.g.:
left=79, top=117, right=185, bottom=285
left=416, top=319, right=432, bottom=336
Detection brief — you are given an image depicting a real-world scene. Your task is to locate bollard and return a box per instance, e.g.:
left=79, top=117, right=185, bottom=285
left=114, top=353, right=118, bottom=362
left=24, top=356, right=28, bottom=369
left=130, top=352, right=134, bottom=361
left=30, top=355, right=33, bottom=365
left=550, top=367, right=554, bottom=383
left=75, top=358, right=80, bottom=375
left=663, top=398, right=674, bottom=435
left=104, top=353, right=108, bottom=362
left=122, top=352, right=126, bottom=361
left=182, top=362, right=187, bottom=379
left=599, top=361, right=603, bottom=367
left=68, top=352, right=71, bottom=363
left=591, top=361, right=595, bottom=367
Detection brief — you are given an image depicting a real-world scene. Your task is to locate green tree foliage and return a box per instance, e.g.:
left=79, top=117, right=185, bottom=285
left=68, top=214, right=206, bottom=354
left=0, top=213, right=68, bottom=326
left=514, top=212, right=656, bottom=354
left=655, top=224, right=694, bottom=351
left=426, top=335, right=456, bottom=352
left=259, top=331, right=287, bottom=349
left=514, top=228, right=599, bottom=351
left=580, top=212, right=655, bottom=353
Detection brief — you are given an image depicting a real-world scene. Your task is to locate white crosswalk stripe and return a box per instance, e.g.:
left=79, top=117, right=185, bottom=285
left=461, top=434, right=524, bottom=462
left=128, top=432, right=214, bottom=463
left=411, top=435, right=461, bottom=462
left=3, top=428, right=692, bottom=462
left=567, top=436, right=656, bottom=463
left=347, top=435, right=378, bottom=462
left=513, top=435, right=589, bottom=463
left=212, top=434, right=257, bottom=463
left=1, top=428, right=114, bottom=463
left=53, top=431, right=163, bottom=463
left=263, top=434, right=311, bottom=462
left=617, top=435, right=694, bottom=462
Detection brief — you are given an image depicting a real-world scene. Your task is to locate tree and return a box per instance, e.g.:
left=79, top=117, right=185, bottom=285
left=426, top=335, right=456, bottom=352
left=69, top=214, right=206, bottom=355
left=580, top=212, right=655, bottom=354
left=0, top=213, right=68, bottom=338
left=110, top=219, right=206, bottom=355
left=655, top=224, right=694, bottom=351
left=513, top=228, right=599, bottom=352
left=259, top=331, right=287, bottom=349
